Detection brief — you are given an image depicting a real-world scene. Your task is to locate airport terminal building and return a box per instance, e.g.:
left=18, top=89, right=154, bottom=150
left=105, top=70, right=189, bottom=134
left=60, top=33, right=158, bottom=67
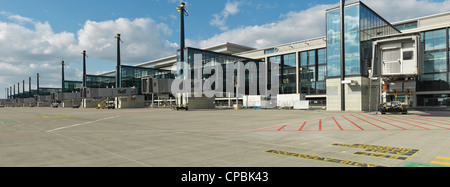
left=4, top=1, right=450, bottom=111
left=96, top=1, right=450, bottom=111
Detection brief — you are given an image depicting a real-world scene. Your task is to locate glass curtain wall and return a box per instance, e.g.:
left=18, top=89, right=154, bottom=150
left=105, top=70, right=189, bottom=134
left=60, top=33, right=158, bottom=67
left=418, top=28, right=450, bottom=91
left=282, top=53, right=297, bottom=94
left=300, top=48, right=327, bottom=95
left=121, top=65, right=174, bottom=94
left=182, top=48, right=261, bottom=96
left=86, top=75, right=116, bottom=88
left=326, top=5, right=360, bottom=77
left=267, top=54, right=296, bottom=95
left=326, top=2, right=400, bottom=77
left=38, top=88, right=62, bottom=96
left=64, top=81, right=82, bottom=93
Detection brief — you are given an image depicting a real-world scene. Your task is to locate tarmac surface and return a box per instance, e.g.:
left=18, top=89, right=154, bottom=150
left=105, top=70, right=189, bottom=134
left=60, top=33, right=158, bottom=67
left=1, top=107, right=450, bottom=167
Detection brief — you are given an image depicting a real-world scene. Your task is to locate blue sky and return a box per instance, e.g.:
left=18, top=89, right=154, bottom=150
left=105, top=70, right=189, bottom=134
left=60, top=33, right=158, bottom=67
left=1, top=0, right=450, bottom=98
left=0, top=0, right=337, bottom=44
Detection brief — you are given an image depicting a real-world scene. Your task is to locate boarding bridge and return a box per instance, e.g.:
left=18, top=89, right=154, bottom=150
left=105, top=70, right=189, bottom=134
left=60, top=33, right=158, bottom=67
left=80, top=87, right=140, bottom=108
left=142, top=77, right=217, bottom=110
left=51, top=92, right=82, bottom=108
left=371, top=34, right=424, bottom=110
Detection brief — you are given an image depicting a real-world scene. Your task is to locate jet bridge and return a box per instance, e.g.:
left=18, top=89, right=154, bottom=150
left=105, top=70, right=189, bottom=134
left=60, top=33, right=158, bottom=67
left=370, top=34, right=424, bottom=111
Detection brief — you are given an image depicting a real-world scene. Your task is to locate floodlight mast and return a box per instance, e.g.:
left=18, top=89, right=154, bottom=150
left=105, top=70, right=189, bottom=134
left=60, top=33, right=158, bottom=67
left=82, top=50, right=87, bottom=87
left=37, top=73, right=40, bottom=96
left=340, top=0, right=346, bottom=111
left=177, top=2, right=188, bottom=63
left=29, top=77, right=31, bottom=98
left=115, top=34, right=122, bottom=88
left=61, top=60, right=65, bottom=94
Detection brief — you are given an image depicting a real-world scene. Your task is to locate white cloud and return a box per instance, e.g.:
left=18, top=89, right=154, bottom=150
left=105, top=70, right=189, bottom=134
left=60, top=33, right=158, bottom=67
left=0, top=13, right=178, bottom=96
left=199, top=0, right=450, bottom=49
left=363, top=0, right=450, bottom=23
left=210, top=0, right=242, bottom=31
left=0, top=12, right=80, bottom=91
left=77, top=17, right=177, bottom=63
left=202, top=3, right=329, bottom=49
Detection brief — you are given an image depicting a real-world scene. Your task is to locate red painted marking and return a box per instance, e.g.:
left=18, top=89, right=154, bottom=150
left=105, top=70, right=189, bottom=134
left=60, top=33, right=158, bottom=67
left=299, top=122, right=307, bottom=131
left=342, top=115, right=364, bottom=131
left=332, top=117, right=344, bottom=131
left=350, top=114, right=386, bottom=130
left=358, top=113, right=407, bottom=130
left=376, top=115, right=430, bottom=130
left=406, top=116, right=450, bottom=125
left=390, top=116, right=450, bottom=130
left=277, top=125, right=287, bottom=131
left=319, top=119, right=322, bottom=131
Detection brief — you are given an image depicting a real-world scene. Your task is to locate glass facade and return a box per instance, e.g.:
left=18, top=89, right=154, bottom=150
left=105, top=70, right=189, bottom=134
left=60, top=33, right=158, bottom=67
left=121, top=65, right=174, bottom=94
left=64, top=81, right=82, bottom=93
left=326, top=2, right=400, bottom=77
left=395, top=21, right=418, bottom=31
left=266, top=53, right=297, bottom=95
left=11, top=90, right=37, bottom=99
left=86, top=75, right=116, bottom=88
left=417, top=94, right=450, bottom=107
left=181, top=48, right=262, bottom=96
left=300, top=48, right=327, bottom=95
left=282, top=53, right=297, bottom=94
left=418, top=28, right=450, bottom=92
left=38, top=88, right=62, bottom=96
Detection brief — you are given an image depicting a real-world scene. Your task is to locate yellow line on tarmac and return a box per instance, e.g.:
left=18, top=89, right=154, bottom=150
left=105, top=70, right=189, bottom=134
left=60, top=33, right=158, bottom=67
left=430, top=161, right=450, bottom=166
left=435, top=157, right=450, bottom=161
left=265, top=150, right=388, bottom=167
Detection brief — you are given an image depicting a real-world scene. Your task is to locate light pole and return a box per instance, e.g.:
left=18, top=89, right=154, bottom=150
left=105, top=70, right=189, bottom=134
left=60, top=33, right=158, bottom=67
left=115, top=34, right=122, bottom=88
left=340, top=0, right=346, bottom=111
left=61, top=60, right=65, bottom=93
left=29, top=77, right=31, bottom=98
left=82, top=50, right=87, bottom=87
left=176, top=2, right=189, bottom=110
left=22, top=80, right=25, bottom=98
left=177, top=2, right=188, bottom=63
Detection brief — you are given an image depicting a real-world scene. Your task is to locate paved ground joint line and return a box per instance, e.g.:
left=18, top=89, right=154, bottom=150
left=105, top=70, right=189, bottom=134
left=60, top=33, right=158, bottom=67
left=46, top=115, right=121, bottom=132
left=49, top=131, right=152, bottom=167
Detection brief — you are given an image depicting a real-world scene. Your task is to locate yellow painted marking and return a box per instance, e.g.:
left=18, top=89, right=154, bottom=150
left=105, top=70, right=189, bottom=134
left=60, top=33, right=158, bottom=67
left=55, top=115, right=70, bottom=118
left=430, top=161, right=450, bottom=166
left=353, top=152, right=409, bottom=161
left=41, top=116, right=50, bottom=118
left=435, top=157, right=450, bottom=161
left=265, top=150, right=388, bottom=167
left=332, top=143, right=421, bottom=156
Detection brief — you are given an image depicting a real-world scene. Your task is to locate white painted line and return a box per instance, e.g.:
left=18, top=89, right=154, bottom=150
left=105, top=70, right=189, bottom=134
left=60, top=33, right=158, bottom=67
left=46, top=116, right=120, bottom=132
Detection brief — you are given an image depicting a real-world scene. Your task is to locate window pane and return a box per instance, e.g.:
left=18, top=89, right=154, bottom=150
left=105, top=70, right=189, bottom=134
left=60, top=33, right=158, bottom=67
left=318, top=65, right=327, bottom=81
left=308, top=50, right=316, bottom=66
left=327, top=59, right=340, bottom=77
left=300, top=52, right=308, bottom=66
left=301, top=82, right=312, bottom=95
left=283, top=53, right=296, bottom=67
left=316, top=82, right=326, bottom=95
left=424, top=52, right=447, bottom=73
left=318, top=49, right=327, bottom=64
left=425, top=29, right=447, bottom=51
left=345, top=57, right=361, bottom=75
